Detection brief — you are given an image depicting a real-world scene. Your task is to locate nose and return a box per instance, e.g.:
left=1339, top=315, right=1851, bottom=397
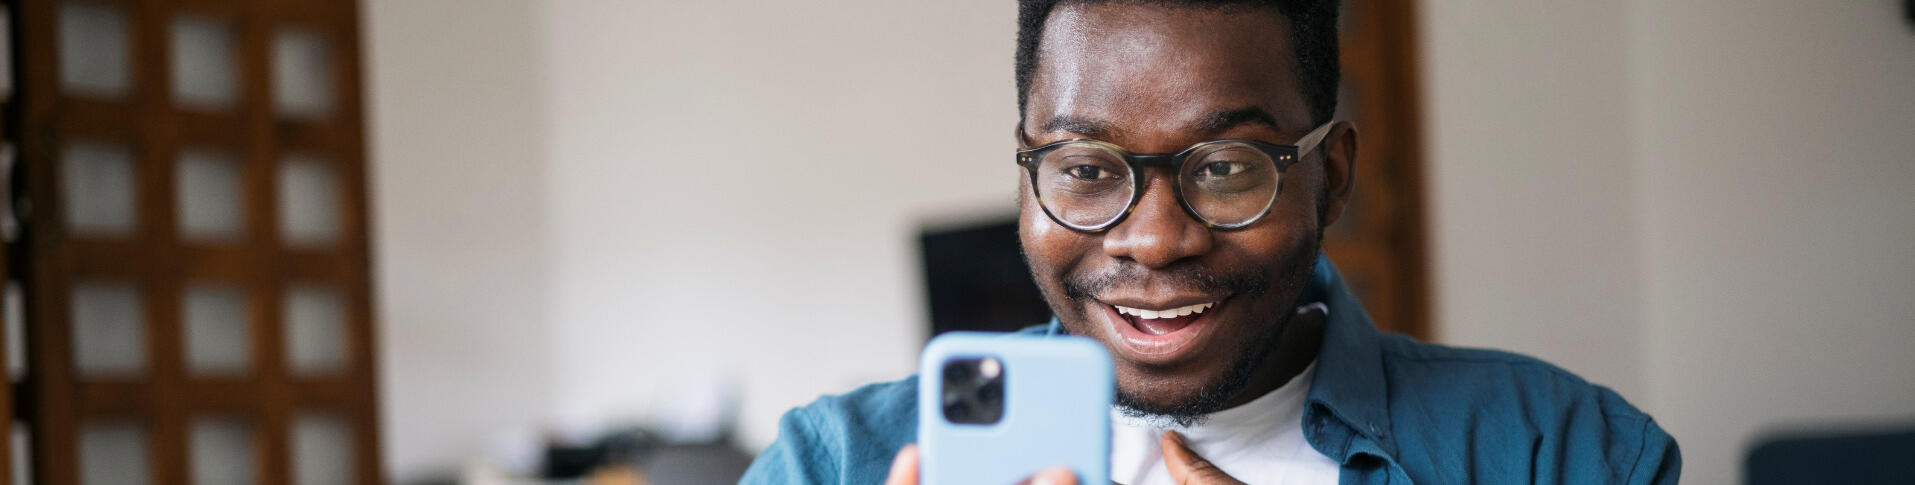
left=1103, top=170, right=1214, bottom=268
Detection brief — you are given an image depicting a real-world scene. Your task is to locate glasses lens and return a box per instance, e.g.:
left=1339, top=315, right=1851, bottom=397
left=1181, top=142, right=1281, bottom=226
left=1033, top=143, right=1134, bottom=228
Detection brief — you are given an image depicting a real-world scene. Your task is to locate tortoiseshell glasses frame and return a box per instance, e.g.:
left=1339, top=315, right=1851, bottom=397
left=1015, top=121, right=1335, bottom=232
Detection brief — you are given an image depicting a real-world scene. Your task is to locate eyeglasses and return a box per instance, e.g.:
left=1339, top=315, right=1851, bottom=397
left=1015, top=121, right=1334, bottom=232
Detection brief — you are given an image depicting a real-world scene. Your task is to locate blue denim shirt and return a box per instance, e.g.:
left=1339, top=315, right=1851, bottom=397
left=743, top=257, right=1680, bottom=484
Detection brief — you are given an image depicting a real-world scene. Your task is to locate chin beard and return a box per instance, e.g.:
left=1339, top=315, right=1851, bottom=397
left=1110, top=244, right=1321, bottom=429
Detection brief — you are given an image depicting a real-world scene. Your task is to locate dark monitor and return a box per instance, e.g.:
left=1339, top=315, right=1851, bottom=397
left=918, top=218, right=1053, bottom=337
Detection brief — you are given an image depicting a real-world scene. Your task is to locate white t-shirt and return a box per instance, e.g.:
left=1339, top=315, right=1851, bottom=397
left=1108, top=359, right=1341, bottom=485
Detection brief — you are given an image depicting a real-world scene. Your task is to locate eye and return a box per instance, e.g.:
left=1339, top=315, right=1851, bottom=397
left=1199, top=161, right=1251, bottom=177
left=1064, top=165, right=1117, bottom=181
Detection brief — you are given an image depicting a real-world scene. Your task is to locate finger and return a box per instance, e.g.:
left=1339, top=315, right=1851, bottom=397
left=1160, top=431, right=1244, bottom=484
left=884, top=444, right=920, bottom=485
left=1026, top=467, right=1079, bottom=485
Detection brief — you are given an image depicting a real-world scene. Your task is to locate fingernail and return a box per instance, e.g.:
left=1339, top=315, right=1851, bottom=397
left=1031, top=469, right=1072, bottom=485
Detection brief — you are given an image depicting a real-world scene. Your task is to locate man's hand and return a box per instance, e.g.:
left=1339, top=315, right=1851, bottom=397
left=882, top=444, right=1079, bottom=485
left=1161, top=431, right=1246, bottom=484
left=884, top=444, right=920, bottom=485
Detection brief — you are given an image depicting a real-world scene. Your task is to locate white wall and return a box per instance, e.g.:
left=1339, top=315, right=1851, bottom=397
left=1424, top=1, right=1915, bottom=483
left=364, top=0, right=552, bottom=481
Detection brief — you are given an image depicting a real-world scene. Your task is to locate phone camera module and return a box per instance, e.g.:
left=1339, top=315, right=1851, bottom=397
left=940, top=357, right=1006, bottom=425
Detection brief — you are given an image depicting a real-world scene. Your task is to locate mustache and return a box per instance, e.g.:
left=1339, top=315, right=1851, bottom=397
left=1061, top=262, right=1272, bottom=302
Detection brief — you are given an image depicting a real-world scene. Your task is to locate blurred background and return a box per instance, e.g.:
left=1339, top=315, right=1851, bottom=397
left=3, top=0, right=1912, bottom=484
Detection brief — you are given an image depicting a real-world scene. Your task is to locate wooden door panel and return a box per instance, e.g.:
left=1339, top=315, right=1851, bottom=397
left=14, top=1, right=380, bottom=483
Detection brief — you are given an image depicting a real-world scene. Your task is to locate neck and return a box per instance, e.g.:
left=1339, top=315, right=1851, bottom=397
left=1217, top=308, right=1326, bottom=410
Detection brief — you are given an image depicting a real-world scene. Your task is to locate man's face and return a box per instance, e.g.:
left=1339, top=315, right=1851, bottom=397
left=1019, top=4, right=1343, bottom=416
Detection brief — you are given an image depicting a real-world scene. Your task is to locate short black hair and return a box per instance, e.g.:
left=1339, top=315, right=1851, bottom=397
left=1015, top=0, right=1341, bottom=125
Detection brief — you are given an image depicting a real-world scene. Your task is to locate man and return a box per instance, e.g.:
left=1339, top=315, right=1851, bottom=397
left=744, top=0, right=1679, bottom=483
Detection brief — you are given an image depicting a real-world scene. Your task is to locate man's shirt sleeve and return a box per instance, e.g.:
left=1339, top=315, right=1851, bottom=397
left=1587, top=384, right=1681, bottom=485
left=740, top=406, right=840, bottom=484
left=1629, top=415, right=1682, bottom=485
left=1552, top=381, right=1683, bottom=485
left=741, top=377, right=918, bottom=484
left=1370, top=339, right=1684, bottom=484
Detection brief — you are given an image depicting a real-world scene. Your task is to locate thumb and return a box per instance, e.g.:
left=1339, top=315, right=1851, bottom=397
left=1023, top=467, right=1079, bottom=485
left=1160, top=431, right=1244, bottom=484
left=884, top=444, right=920, bottom=485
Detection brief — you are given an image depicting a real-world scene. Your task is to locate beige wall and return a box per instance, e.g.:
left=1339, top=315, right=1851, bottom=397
left=1423, top=1, right=1646, bottom=402
left=363, top=0, right=552, bottom=481
left=1425, top=1, right=1915, bottom=483
left=366, top=0, right=1915, bottom=482
left=1629, top=1, right=1915, bottom=482
left=538, top=0, right=1020, bottom=452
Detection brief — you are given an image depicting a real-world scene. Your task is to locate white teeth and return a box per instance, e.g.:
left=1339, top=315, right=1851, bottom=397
left=1113, top=302, right=1215, bottom=319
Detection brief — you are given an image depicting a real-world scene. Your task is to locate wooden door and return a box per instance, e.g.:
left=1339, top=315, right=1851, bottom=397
left=1322, top=0, right=1431, bottom=339
left=8, top=0, right=381, bottom=483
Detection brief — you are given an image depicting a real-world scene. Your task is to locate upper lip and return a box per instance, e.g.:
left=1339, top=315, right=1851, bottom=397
left=1096, top=294, right=1227, bottom=311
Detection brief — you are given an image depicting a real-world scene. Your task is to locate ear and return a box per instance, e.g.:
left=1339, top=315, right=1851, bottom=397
left=1317, top=121, right=1358, bottom=228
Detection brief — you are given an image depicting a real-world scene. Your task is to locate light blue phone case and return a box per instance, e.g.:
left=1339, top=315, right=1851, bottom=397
left=918, top=332, right=1113, bottom=485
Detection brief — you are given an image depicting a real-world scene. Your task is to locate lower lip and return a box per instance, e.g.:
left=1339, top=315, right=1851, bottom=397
left=1099, top=302, right=1219, bottom=364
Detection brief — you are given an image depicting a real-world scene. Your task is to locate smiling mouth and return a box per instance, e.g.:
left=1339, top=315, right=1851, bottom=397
left=1103, top=297, right=1217, bottom=346
left=1097, top=298, right=1224, bottom=360
left=1111, top=302, right=1216, bottom=335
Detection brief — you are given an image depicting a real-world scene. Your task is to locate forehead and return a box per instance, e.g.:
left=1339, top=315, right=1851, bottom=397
left=1026, top=4, right=1309, bottom=145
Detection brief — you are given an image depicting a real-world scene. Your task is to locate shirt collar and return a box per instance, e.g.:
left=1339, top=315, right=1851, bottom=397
left=1302, top=255, right=1397, bottom=456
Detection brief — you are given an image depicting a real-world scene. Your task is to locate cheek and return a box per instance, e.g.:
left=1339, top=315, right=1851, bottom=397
left=1241, top=164, right=1326, bottom=246
left=1018, top=193, right=1103, bottom=293
left=1234, top=219, right=1314, bottom=271
left=1019, top=199, right=1072, bottom=278
left=1214, top=189, right=1319, bottom=292
left=1284, top=159, right=1329, bottom=224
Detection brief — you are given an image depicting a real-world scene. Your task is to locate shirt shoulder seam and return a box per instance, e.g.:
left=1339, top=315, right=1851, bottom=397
left=792, top=403, right=833, bottom=463
left=1622, top=416, right=1654, bottom=483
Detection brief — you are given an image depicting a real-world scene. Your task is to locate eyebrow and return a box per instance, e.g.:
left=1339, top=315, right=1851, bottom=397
left=1037, top=107, right=1282, bottom=141
left=1041, top=115, right=1118, bottom=140
left=1191, top=107, right=1281, bottom=135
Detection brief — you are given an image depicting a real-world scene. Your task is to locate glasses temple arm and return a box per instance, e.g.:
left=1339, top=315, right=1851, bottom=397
left=1294, top=121, right=1337, bottom=156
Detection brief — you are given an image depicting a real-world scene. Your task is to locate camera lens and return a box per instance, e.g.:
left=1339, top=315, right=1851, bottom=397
left=944, top=361, right=974, bottom=382
left=940, top=357, right=1006, bottom=425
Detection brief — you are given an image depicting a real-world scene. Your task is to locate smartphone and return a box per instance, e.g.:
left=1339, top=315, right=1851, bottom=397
left=917, top=332, right=1113, bottom=485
